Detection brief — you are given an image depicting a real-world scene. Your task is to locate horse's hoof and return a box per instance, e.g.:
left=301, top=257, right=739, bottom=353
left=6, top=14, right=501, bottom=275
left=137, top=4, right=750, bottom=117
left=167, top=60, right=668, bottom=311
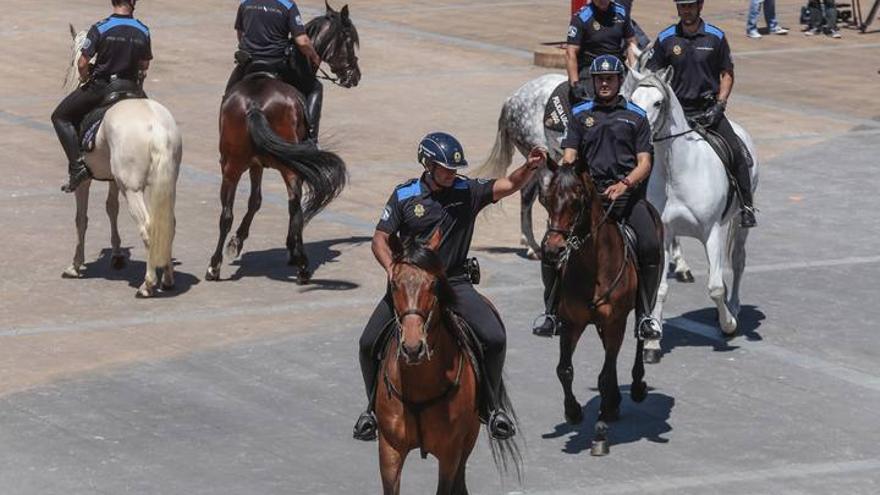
left=297, top=269, right=312, bottom=285
left=590, top=439, right=610, bottom=456
left=643, top=348, right=662, bottom=365
left=225, top=236, right=243, bottom=259
left=110, top=255, right=126, bottom=270
left=564, top=401, right=583, bottom=425
left=721, top=317, right=738, bottom=337
left=161, top=282, right=175, bottom=291
left=599, top=408, right=619, bottom=423
left=136, top=285, right=155, bottom=298
left=205, top=266, right=220, bottom=281
left=631, top=381, right=648, bottom=403
left=62, top=266, right=83, bottom=279
left=676, top=270, right=695, bottom=283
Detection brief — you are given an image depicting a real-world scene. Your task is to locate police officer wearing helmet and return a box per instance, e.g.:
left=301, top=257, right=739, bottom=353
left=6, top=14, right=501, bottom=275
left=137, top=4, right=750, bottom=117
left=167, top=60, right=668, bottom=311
left=646, top=0, right=757, bottom=228
left=51, top=0, right=151, bottom=193
left=353, top=133, right=547, bottom=442
left=533, top=55, right=664, bottom=343
left=566, top=0, right=639, bottom=102
left=225, top=0, right=324, bottom=143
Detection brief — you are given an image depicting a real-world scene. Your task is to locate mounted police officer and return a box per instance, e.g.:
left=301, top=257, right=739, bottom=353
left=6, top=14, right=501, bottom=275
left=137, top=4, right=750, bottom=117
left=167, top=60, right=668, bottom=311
left=566, top=0, right=639, bottom=103
left=645, top=0, right=757, bottom=228
left=51, top=0, right=150, bottom=193
left=533, top=55, right=663, bottom=344
left=353, top=133, right=546, bottom=442
left=225, top=0, right=324, bottom=143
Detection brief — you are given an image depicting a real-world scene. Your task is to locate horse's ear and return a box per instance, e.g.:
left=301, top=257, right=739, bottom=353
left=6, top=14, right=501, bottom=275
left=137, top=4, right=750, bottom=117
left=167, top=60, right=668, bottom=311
left=325, top=0, right=336, bottom=14
left=425, top=227, right=442, bottom=252
left=69, top=24, right=77, bottom=40
left=341, top=4, right=350, bottom=20
left=660, top=66, right=674, bottom=84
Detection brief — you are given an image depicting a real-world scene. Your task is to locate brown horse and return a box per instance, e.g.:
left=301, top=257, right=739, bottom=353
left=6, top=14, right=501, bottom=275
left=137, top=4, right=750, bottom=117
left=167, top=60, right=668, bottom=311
left=542, top=166, right=650, bottom=456
left=205, top=3, right=360, bottom=283
left=376, top=231, right=520, bottom=494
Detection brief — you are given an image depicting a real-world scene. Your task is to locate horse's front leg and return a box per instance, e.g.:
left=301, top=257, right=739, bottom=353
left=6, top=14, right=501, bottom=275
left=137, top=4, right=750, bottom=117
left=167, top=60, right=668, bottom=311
left=106, top=182, right=125, bottom=269
left=592, top=317, right=625, bottom=457
left=705, top=225, right=737, bottom=335
left=379, top=437, right=408, bottom=495
left=727, top=223, right=749, bottom=318
left=281, top=170, right=310, bottom=284
left=226, top=165, right=263, bottom=260
left=670, top=237, right=694, bottom=283
left=519, top=177, right=541, bottom=259
left=63, top=180, right=92, bottom=278
left=436, top=450, right=464, bottom=495
left=557, top=319, right=585, bottom=425
left=646, top=235, right=671, bottom=363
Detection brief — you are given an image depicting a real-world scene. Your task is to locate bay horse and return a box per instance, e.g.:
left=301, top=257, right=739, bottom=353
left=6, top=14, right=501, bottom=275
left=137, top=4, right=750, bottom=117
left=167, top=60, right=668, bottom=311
left=542, top=166, right=651, bottom=456
left=376, top=231, right=520, bottom=494
left=61, top=26, right=181, bottom=297
left=205, top=2, right=360, bottom=283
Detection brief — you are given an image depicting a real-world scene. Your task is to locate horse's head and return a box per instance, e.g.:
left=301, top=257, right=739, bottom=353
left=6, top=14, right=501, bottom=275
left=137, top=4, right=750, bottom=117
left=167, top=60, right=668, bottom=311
left=542, top=166, right=596, bottom=264
left=629, top=66, right=675, bottom=135
left=64, top=24, right=89, bottom=91
left=308, top=2, right=361, bottom=88
left=388, top=229, right=452, bottom=365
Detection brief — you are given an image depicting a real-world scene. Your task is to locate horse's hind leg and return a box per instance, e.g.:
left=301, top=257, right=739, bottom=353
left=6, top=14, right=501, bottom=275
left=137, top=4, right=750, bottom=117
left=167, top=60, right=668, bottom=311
left=379, top=437, right=407, bottom=495
left=728, top=223, right=749, bottom=318
left=630, top=336, right=647, bottom=403
left=63, top=180, right=91, bottom=279
left=519, top=178, right=541, bottom=259
left=122, top=189, right=158, bottom=297
left=705, top=226, right=737, bottom=335
left=557, top=322, right=586, bottom=424
left=436, top=451, right=465, bottom=495
left=206, top=164, right=243, bottom=281
left=106, top=182, right=125, bottom=269
left=592, top=319, right=625, bottom=457
left=226, top=165, right=263, bottom=260
left=281, top=170, right=310, bottom=284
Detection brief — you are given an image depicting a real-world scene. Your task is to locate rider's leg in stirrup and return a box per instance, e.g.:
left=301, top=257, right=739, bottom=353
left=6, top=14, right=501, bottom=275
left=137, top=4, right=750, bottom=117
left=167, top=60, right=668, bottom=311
left=52, top=84, right=103, bottom=193
left=714, top=116, right=756, bottom=228
left=630, top=199, right=664, bottom=341
left=353, top=296, right=393, bottom=441
left=304, top=81, right=323, bottom=144
left=533, top=259, right=560, bottom=337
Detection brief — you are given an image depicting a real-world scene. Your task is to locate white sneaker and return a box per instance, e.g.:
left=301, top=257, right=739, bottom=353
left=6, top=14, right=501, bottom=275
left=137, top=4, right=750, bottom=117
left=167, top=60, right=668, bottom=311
left=746, top=29, right=762, bottom=39
left=829, top=30, right=842, bottom=39
left=770, top=26, right=790, bottom=35
left=804, top=28, right=820, bottom=36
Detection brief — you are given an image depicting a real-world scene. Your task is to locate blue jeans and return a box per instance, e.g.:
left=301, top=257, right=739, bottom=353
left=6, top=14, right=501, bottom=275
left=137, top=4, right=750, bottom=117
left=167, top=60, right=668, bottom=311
left=746, top=0, right=780, bottom=32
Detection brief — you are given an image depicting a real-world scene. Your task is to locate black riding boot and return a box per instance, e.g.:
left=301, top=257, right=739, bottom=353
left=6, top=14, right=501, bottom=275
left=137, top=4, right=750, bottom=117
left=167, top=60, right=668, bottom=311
left=61, top=158, right=91, bottom=193
left=353, top=346, right=380, bottom=441
left=533, top=259, right=560, bottom=337
left=304, top=81, right=323, bottom=144
left=483, top=351, right=516, bottom=440
left=733, top=158, right=757, bottom=228
left=636, top=262, right=663, bottom=341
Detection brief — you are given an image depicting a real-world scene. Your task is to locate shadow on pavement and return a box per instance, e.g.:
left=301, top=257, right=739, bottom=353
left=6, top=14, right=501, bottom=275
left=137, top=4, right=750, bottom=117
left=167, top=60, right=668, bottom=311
left=80, top=248, right=199, bottom=296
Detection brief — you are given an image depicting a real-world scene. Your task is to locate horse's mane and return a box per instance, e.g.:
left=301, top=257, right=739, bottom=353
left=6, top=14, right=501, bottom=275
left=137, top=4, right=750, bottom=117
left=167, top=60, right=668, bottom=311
left=306, top=9, right=359, bottom=54
left=63, top=28, right=89, bottom=92
left=392, top=237, right=456, bottom=309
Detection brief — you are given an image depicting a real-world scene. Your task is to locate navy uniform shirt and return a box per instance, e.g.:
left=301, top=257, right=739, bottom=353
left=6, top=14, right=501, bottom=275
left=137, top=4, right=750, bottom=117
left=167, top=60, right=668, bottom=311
left=83, top=14, right=152, bottom=81
left=566, top=1, right=634, bottom=72
left=236, top=0, right=307, bottom=59
left=377, top=175, right=497, bottom=274
left=645, top=21, right=734, bottom=111
left=561, top=97, right=652, bottom=183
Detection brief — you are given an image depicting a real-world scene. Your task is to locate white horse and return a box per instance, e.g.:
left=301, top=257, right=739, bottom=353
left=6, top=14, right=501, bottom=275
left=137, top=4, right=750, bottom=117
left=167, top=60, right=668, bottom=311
left=61, top=26, right=181, bottom=297
left=625, top=67, right=758, bottom=339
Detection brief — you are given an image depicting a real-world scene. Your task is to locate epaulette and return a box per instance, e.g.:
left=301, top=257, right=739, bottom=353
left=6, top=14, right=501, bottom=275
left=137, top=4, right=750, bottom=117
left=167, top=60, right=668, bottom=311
left=704, top=23, right=725, bottom=40
left=395, top=179, right=422, bottom=201
left=658, top=25, right=677, bottom=43
left=626, top=101, right=647, bottom=118
left=572, top=100, right=595, bottom=115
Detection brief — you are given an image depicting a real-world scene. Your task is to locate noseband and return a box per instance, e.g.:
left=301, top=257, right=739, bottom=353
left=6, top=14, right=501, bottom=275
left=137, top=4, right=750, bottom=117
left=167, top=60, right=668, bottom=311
left=393, top=292, right=438, bottom=361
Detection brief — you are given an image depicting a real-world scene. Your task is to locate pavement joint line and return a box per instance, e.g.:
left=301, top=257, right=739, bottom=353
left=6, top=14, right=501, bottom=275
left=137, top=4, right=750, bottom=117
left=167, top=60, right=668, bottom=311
left=517, top=457, right=880, bottom=494
left=666, top=316, right=880, bottom=394
left=734, top=94, right=880, bottom=129
left=736, top=42, right=880, bottom=58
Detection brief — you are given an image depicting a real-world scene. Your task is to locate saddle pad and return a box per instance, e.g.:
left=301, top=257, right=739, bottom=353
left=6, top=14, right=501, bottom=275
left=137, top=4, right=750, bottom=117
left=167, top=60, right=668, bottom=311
left=695, top=127, right=748, bottom=217
left=79, top=89, right=146, bottom=152
left=544, top=81, right=572, bottom=133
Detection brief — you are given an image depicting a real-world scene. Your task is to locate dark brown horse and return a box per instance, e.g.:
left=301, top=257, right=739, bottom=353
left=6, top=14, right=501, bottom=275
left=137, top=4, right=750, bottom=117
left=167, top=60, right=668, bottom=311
left=542, top=166, right=650, bottom=456
left=376, top=231, right=520, bottom=495
left=205, top=2, right=360, bottom=283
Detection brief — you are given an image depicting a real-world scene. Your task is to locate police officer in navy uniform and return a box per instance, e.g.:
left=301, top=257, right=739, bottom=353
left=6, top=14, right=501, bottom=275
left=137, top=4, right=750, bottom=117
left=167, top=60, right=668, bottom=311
left=533, top=55, right=663, bottom=343
left=566, top=0, right=638, bottom=102
left=225, top=0, right=324, bottom=143
left=646, top=0, right=757, bottom=228
left=51, top=0, right=151, bottom=193
left=353, top=133, right=547, bottom=442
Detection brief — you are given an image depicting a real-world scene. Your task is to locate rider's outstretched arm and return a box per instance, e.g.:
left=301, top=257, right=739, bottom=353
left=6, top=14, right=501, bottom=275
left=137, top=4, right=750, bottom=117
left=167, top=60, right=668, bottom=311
left=492, top=148, right=547, bottom=202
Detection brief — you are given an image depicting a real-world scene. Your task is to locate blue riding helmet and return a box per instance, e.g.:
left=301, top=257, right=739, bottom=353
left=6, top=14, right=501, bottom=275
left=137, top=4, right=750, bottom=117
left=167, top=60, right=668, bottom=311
left=590, top=55, right=625, bottom=77
left=417, top=132, right=468, bottom=170
left=673, top=0, right=700, bottom=4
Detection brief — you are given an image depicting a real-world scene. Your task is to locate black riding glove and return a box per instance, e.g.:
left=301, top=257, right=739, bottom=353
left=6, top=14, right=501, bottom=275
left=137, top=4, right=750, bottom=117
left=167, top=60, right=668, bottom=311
left=570, top=81, right=591, bottom=102
left=695, top=100, right=726, bottom=128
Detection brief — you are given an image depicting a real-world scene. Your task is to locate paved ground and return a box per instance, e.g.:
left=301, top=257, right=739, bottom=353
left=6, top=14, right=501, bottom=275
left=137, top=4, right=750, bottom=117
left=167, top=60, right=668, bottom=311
left=2, top=0, right=880, bottom=493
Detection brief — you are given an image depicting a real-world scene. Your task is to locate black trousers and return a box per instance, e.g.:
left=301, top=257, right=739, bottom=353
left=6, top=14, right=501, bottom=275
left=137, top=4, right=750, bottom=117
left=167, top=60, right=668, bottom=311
left=710, top=115, right=754, bottom=208
left=359, top=279, right=506, bottom=404
left=809, top=0, right=838, bottom=30
left=51, top=80, right=110, bottom=164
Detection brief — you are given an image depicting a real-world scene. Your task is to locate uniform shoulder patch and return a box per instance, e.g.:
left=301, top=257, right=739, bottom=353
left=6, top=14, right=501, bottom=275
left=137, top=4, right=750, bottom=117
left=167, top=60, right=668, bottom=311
left=275, top=0, right=295, bottom=9
left=577, top=6, right=594, bottom=23
left=572, top=100, right=595, bottom=116
left=658, top=25, right=677, bottom=43
left=453, top=177, right=470, bottom=190
left=704, top=23, right=725, bottom=40
left=612, top=3, right=627, bottom=18
left=395, top=179, right=422, bottom=201
left=626, top=101, right=647, bottom=118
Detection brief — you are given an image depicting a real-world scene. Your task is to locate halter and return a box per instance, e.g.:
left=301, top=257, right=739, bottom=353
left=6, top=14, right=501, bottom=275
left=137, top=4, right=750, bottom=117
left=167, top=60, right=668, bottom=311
left=311, top=15, right=359, bottom=88
left=637, top=75, right=696, bottom=143
left=393, top=295, right=438, bottom=362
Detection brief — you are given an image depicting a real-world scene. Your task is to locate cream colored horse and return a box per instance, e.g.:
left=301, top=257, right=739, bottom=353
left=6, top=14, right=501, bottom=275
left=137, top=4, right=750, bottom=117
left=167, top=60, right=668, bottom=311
left=62, top=26, right=181, bottom=297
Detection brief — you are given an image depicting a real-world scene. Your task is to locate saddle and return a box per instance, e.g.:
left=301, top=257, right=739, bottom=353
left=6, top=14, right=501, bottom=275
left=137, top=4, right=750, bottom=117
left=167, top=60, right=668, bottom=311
left=694, top=127, right=755, bottom=217
left=79, top=79, right=146, bottom=152
left=543, top=81, right=573, bottom=133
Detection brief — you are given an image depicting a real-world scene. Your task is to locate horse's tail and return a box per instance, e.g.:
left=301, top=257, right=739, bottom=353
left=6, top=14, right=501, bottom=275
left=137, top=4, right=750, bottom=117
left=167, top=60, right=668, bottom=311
left=146, top=112, right=181, bottom=268
left=488, top=379, right=524, bottom=484
left=246, top=103, right=347, bottom=222
left=474, top=101, right=516, bottom=179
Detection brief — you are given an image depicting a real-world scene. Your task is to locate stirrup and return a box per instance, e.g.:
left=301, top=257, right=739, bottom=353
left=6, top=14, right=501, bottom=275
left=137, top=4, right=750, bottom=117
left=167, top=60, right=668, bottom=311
left=61, top=159, right=91, bottom=193
left=532, top=313, right=559, bottom=338
left=353, top=410, right=378, bottom=441
left=637, top=316, right=663, bottom=341
left=488, top=409, right=516, bottom=440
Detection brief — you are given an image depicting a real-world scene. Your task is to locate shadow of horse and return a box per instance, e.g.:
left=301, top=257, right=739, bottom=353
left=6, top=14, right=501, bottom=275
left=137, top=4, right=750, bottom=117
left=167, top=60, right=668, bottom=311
left=542, top=386, right=675, bottom=454
left=229, top=235, right=369, bottom=289
left=658, top=305, right=766, bottom=360
left=80, top=248, right=199, bottom=296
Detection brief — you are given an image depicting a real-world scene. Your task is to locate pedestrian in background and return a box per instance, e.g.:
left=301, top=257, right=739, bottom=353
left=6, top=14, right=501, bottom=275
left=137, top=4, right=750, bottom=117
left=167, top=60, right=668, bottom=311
left=746, top=0, right=789, bottom=38
left=805, top=0, right=841, bottom=38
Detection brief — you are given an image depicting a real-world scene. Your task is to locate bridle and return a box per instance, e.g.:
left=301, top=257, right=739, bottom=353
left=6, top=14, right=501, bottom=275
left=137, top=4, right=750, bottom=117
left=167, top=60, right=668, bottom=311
left=312, top=16, right=359, bottom=88
left=637, top=75, right=696, bottom=143
left=392, top=294, right=438, bottom=362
